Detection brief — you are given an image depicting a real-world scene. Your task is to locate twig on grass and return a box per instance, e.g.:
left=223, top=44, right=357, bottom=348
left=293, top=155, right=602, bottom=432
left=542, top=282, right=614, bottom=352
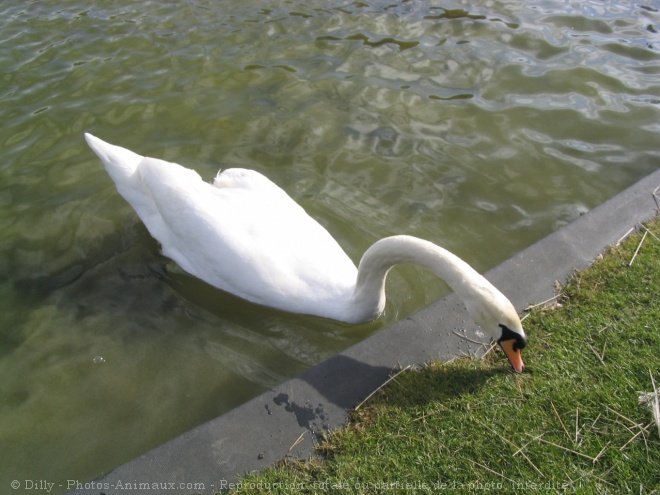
left=592, top=442, right=611, bottom=463
left=628, top=230, right=648, bottom=266
left=412, top=400, right=449, bottom=423
left=353, top=365, right=412, bottom=411
left=605, top=407, right=652, bottom=458
left=525, top=433, right=602, bottom=463
left=618, top=424, right=652, bottom=452
left=551, top=401, right=572, bottom=443
left=474, top=418, right=544, bottom=477
left=481, top=341, right=498, bottom=359
left=471, top=460, right=516, bottom=484
left=590, top=471, right=616, bottom=489
left=606, top=406, right=644, bottom=429
left=513, top=437, right=536, bottom=457
left=587, top=343, right=606, bottom=367
left=640, top=224, right=660, bottom=243
left=616, top=227, right=635, bottom=246
left=588, top=413, right=602, bottom=439
left=525, top=294, right=563, bottom=312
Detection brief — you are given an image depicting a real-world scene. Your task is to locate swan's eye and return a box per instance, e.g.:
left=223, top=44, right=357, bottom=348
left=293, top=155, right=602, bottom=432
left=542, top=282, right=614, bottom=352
left=498, top=324, right=527, bottom=351
left=513, top=335, right=527, bottom=351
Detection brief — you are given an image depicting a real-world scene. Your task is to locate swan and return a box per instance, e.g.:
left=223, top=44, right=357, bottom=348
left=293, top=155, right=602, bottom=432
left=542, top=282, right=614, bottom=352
left=84, top=133, right=527, bottom=372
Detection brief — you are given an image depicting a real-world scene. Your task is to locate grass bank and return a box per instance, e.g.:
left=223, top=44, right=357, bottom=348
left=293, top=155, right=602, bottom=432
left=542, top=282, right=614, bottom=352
left=228, top=218, right=660, bottom=494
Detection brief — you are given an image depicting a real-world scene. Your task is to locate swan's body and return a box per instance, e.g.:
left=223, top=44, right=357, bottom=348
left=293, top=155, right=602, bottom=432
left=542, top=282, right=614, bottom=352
left=85, top=133, right=527, bottom=371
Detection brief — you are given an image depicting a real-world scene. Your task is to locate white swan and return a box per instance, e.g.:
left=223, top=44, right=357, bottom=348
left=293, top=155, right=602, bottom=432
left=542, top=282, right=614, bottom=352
left=85, top=133, right=527, bottom=372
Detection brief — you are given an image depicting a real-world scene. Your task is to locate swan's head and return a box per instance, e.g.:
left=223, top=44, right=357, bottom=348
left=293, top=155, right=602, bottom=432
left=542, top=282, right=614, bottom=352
left=465, top=288, right=527, bottom=373
left=496, top=322, right=527, bottom=373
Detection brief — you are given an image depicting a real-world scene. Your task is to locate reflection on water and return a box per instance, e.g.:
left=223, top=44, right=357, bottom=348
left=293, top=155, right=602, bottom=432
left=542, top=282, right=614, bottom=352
left=1, top=0, right=659, bottom=489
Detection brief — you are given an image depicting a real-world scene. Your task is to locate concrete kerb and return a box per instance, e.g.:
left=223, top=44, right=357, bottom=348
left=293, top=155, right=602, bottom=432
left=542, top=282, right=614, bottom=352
left=68, top=167, right=660, bottom=495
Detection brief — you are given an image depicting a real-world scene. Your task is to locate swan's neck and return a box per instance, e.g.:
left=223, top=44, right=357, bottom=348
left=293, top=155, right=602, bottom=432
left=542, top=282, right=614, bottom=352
left=349, top=235, right=504, bottom=327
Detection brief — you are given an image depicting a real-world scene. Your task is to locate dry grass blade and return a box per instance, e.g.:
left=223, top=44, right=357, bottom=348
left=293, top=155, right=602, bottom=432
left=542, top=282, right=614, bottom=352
left=653, top=374, right=660, bottom=438
left=353, top=365, right=412, bottom=411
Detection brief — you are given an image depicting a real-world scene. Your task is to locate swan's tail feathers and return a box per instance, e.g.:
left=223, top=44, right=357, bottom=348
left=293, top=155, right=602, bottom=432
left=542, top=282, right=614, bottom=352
left=84, top=133, right=143, bottom=182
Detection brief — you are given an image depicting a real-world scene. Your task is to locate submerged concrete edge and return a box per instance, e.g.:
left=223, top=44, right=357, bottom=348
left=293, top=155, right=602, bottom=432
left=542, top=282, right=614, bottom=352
left=69, top=168, right=660, bottom=495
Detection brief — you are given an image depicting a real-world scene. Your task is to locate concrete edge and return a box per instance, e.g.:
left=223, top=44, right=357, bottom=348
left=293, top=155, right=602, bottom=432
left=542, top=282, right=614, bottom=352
left=69, top=168, right=660, bottom=495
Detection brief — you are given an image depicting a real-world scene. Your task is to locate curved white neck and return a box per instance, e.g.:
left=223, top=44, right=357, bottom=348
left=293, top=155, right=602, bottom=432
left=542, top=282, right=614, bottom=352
left=347, top=235, right=510, bottom=332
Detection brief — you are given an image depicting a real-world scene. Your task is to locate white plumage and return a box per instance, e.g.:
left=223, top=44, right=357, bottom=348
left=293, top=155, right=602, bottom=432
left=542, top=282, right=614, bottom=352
left=85, top=133, right=527, bottom=371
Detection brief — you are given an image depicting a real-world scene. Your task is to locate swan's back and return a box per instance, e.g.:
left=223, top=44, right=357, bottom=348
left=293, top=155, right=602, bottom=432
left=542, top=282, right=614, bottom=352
left=85, top=134, right=358, bottom=319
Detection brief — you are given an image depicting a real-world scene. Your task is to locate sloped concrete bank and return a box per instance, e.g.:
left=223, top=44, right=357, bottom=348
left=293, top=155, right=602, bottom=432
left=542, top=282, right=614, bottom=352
left=69, top=168, right=660, bottom=495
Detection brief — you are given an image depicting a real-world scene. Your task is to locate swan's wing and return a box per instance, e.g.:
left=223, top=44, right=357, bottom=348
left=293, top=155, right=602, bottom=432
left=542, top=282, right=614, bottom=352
left=124, top=156, right=202, bottom=241
left=86, top=132, right=358, bottom=317
left=138, top=164, right=358, bottom=316
left=212, top=168, right=276, bottom=191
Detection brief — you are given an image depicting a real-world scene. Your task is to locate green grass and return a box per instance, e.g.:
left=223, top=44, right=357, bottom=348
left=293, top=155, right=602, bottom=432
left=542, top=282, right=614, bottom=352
left=227, top=218, right=660, bottom=494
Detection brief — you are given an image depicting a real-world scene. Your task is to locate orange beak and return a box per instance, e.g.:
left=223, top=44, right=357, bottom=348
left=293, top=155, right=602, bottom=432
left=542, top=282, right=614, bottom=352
left=499, top=339, right=525, bottom=373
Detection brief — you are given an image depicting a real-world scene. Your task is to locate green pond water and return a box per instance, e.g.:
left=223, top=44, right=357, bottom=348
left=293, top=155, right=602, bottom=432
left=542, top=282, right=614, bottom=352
left=1, top=0, right=659, bottom=491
